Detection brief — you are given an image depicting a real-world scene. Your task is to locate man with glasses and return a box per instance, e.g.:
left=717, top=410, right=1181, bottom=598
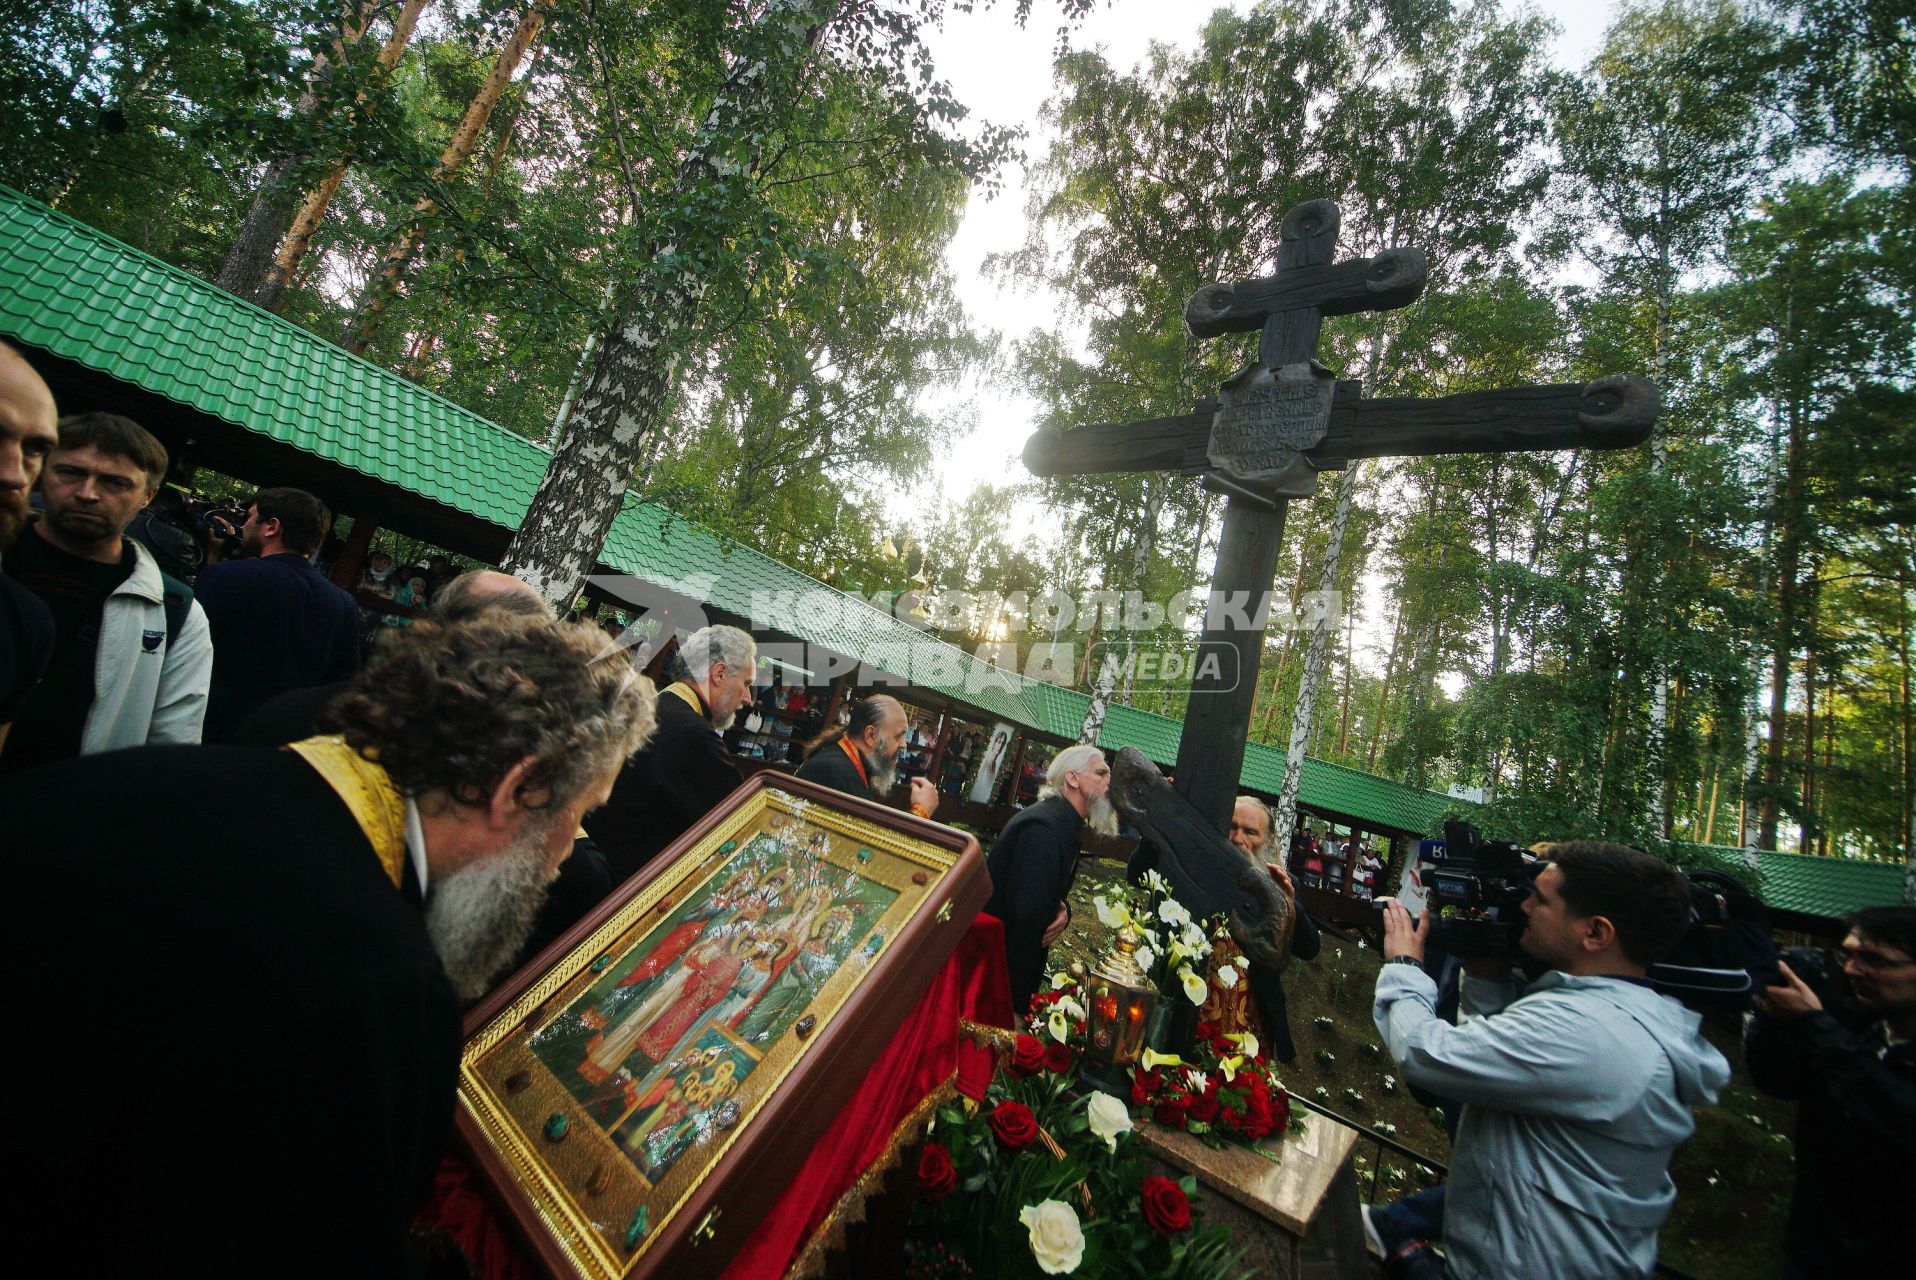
left=1750, top=906, right=1916, bottom=1279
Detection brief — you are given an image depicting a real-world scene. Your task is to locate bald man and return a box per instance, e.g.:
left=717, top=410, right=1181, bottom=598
left=0, top=342, right=59, bottom=752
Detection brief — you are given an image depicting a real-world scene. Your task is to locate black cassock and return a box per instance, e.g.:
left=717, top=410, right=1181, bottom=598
left=983, top=794, right=1085, bottom=1021
left=0, top=745, right=459, bottom=1278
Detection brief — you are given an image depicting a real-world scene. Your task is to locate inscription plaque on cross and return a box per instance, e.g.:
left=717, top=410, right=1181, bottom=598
left=1023, top=199, right=1659, bottom=833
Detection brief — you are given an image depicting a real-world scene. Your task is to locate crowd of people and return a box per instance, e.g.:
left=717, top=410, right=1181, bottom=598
left=1288, top=820, right=1385, bottom=897
left=4, top=341, right=1910, bottom=1277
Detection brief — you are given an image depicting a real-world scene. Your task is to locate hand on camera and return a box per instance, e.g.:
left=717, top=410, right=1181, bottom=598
left=1752, top=961, right=1823, bottom=1021
left=1381, top=899, right=1428, bottom=963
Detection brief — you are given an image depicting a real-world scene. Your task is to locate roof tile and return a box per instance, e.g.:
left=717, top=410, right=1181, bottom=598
left=0, top=184, right=1469, bottom=837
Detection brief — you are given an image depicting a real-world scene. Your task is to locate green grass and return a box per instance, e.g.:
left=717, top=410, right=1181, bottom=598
left=1055, top=859, right=1796, bottom=1279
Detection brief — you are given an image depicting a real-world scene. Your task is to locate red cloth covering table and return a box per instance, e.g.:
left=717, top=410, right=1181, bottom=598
left=418, top=915, right=1016, bottom=1280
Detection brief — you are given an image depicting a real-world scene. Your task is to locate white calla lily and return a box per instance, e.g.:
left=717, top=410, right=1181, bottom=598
left=1048, top=1009, right=1070, bottom=1044
left=1140, top=1047, right=1183, bottom=1072
left=1178, top=966, right=1207, bottom=1005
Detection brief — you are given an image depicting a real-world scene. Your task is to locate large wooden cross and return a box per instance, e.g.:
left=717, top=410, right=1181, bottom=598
left=1024, top=199, right=1658, bottom=833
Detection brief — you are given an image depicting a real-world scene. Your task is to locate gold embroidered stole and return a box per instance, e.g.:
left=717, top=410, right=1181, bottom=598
left=287, top=735, right=407, bottom=888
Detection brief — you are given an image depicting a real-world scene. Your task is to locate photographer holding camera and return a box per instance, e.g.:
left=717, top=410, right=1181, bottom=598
left=1748, top=906, right=1916, bottom=1279
left=1373, top=842, right=1729, bottom=1280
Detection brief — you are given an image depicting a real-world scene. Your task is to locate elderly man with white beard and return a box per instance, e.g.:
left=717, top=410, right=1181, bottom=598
left=0, top=615, right=655, bottom=1277
left=983, top=743, right=1117, bottom=1019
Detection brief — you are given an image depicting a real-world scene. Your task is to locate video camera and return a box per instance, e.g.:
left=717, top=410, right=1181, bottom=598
left=1422, top=819, right=1541, bottom=958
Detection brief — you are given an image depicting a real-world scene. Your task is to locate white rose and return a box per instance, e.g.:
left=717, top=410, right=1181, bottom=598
left=1179, top=966, right=1207, bottom=1005
left=1019, top=1200, right=1086, bottom=1275
left=1085, top=1091, right=1133, bottom=1153
left=1135, top=945, right=1156, bottom=973
left=1158, top=899, right=1192, bottom=928
left=1216, top=964, right=1239, bottom=989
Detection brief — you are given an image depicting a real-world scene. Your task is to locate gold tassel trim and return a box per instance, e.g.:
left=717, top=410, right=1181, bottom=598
left=783, top=1075, right=959, bottom=1280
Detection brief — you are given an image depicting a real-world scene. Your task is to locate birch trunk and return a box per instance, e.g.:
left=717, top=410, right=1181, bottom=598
left=1272, top=460, right=1360, bottom=852
left=503, top=0, right=842, bottom=609
left=1080, top=483, right=1162, bottom=742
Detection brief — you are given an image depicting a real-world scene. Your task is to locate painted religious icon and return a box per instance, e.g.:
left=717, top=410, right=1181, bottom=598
left=455, top=773, right=985, bottom=1280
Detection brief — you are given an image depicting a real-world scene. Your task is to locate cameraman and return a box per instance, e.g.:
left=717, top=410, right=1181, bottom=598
left=1748, top=906, right=1916, bottom=1279
left=1374, top=842, right=1729, bottom=1280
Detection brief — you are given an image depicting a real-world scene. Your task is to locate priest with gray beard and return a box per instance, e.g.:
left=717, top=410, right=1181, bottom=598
left=983, top=743, right=1118, bottom=1019
left=0, top=615, right=656, bottom=1277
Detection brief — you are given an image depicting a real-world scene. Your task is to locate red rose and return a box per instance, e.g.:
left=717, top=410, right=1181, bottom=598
left=1140, top=1175, right=1191, bottom=1235
left=1153, top=1097, right=1189, bottom=1130
left=1194, top=1020, right=1218, bottom=1043
left=1130, top=1067, right=1160, bottom=1105
left=916, top=1142, right=956, bottom=1201
left=1010, top=1034, right=1046, bottom=1078
left=1043, top=1041, right=1074, bottom=1074
left=989, top=1100, right=1039, bottom=1150
left=1187, top=1083, right=1221, bottom=1124
left=1270, top=1088, right=1292, bottom=1131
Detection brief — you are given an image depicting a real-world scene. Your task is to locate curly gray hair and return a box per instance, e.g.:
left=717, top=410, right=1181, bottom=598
left=323, top=616, right=657, bottom=810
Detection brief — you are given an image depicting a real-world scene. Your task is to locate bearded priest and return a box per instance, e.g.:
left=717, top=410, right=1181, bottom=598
left=0, top=615, right=656, bottom=1277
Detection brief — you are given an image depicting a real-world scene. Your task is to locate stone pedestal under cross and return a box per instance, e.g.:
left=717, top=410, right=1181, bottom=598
left=1023, top=199, right=1658, bottom=833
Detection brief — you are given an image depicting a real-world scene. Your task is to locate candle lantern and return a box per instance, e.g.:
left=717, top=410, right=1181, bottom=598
left=1079, top=922, right=1160, bottom=1096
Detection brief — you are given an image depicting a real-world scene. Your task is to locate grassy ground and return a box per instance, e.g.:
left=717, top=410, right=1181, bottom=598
left=1054, top=859, right=1796, bottom=1280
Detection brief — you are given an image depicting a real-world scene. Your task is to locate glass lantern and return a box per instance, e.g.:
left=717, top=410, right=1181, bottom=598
left=1079, top=923, right=1160, bottom=1096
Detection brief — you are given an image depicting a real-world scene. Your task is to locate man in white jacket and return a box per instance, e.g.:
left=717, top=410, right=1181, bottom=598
left=1374, top=842, right=1729, bottom=1280
left=0, top=411, right=211, bottom=771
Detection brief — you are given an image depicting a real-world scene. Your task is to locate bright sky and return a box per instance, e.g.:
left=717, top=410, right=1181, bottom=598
left=907, top=0, right=1615, bottom=516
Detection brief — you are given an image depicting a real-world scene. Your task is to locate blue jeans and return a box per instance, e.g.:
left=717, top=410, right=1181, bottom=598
left=1371, top=1185, right=1446, bottom=1254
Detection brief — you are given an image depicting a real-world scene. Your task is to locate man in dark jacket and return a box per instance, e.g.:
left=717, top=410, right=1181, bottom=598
left=793, top=692, right=938, bottom=818
left=586, top=623, right=757, bottom=882
left=984, top=743, right=1113, bottom=1018
left=0, top=616, right=655, bottom=1278
left=1227, top=794, right=1321, bottom=1063
left=1750, top=905, right=1916, bottom=1279
left=194, top=485, right=360, bottom=738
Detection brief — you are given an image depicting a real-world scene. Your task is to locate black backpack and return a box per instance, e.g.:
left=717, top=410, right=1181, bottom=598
left=1649, top=868, right=1781, bottom=1014
left=158, top=572, right=194, bottom=647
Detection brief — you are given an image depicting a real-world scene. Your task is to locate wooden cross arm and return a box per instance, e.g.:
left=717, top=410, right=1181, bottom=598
left=1309, top=375, right=1660, bottom=466
left=1184, top=248, right=1429, bottom=339
left=1022, top=401, right=1218, bottom=477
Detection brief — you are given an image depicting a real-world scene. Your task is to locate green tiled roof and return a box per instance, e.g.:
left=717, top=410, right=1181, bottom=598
left=0, top=184, right=1459, bottom=836
left=1675, top=843, right=1907, bottom=921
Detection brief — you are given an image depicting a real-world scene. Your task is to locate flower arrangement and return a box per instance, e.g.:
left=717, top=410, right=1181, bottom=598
left=1124, top=1023, right=1300, bottom=1153
left=906, top=1028, right=1243, bottom=1279
left=1090, top=870, right=1230, bottom=1008
left=906, top=882, right=1303, bottom=1276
